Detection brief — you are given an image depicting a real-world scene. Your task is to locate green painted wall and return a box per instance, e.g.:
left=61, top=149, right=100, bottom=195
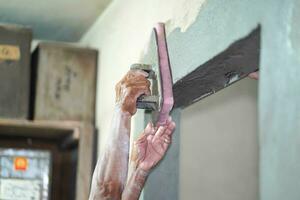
left=141, top=1, right=261, bottom=198
left=81, top=0, right=300, bottom=199
left=143, top=0, right=300, bottom=199
left=259, top=0, right=300, bottom=199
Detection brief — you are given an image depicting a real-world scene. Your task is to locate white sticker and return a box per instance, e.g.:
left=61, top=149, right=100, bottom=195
left=0, top=179, right=40, bottom=200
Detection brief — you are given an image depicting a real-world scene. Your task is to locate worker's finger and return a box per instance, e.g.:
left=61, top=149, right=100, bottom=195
left=125, top=71, right=149, bottom=80
left=128, top=85, right=150, bottom=93
left=125, top=72, right=148, bottom=84
left=131, top=86, right=151, bottom=97
left=127, top=69, right=148, bottom=78
left=167, top=116, right=172, bottom=122
left=163, top=134, right=171, bottom=143
left=154, top=126, right=166, bottom=138
left=162, top=135, right=171, bottom=149
left=135, top=133, right=147, bottom=144
left=151, top=123, right=156, bottom=134
left=164, top=121, right=176, bottom=136
left=168, top=120, right=176, bottom=130
left=126, top=80, right=151, bottom=88
left=126, top=86, right=151, bottom=101
left=137, top=124, right=153, bottom=142
left=248, top=71, right=259, bottom=80
left=117, top=72, right=149, bottom=93
left=144, top=122, right=153, bottom=134
left=146, top=122, right=155, bottom=135
left=130, top=69, right=149, bottom=77
left=165, top=116, right=172, bottom=126
left=146, top=134, right=154, bottom=142
left=122, top=70, right=148, bottom=86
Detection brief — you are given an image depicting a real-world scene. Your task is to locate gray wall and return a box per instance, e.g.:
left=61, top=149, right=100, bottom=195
left=180, top=78, right=258, bottom=200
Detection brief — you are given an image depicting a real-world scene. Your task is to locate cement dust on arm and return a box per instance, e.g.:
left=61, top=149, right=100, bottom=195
left=122, top=118, right=176, bottom=200
left=89, top=70, right=150, bottom=200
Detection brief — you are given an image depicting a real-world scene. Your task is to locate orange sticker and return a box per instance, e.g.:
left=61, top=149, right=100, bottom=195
left=14, top=157, right=28, bottom=171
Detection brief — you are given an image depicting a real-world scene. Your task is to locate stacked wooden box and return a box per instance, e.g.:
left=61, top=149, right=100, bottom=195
left=31, top=43, right=98, bottom=123
left=0, top=24, right=98, bottom=200
left=0, top=24, right=32, bottom=119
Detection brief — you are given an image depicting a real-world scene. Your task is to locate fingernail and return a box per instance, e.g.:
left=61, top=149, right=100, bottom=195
left=137, top=70, right=148, bottom=77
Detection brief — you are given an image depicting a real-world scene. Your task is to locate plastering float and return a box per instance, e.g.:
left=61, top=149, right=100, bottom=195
left=131, top=23, right=174, bottom=125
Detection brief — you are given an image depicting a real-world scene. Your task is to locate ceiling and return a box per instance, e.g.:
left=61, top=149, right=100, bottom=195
left=0, top=0, right=112, bottom=42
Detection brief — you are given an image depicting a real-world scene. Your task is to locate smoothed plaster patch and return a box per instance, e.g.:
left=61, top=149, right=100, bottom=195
left=142, top=0, right=206, bottom=58
left=166, top=0, right=207, bottom=33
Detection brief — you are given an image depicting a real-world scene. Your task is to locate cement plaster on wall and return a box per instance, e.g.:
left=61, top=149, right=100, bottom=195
left=80, top=0, right=207, bottom=155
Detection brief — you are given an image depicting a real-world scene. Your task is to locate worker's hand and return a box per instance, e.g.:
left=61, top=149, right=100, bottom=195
left=132, top=117, right=176, bottom=172
left=115, top=70, right=151, bottom=115
left=248, top=71, right=259, bottom=80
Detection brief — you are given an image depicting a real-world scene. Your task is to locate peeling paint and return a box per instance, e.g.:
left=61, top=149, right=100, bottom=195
left=143, top=0, right=207, bottom=57
left=165, top=0, right=207, bottom=34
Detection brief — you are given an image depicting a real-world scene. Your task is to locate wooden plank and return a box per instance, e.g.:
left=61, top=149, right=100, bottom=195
left=0, top=24, right=32, bottom=119
left=173, top=26, right=260, bottom=108
left=31, top=43, right=98, bottom=123
left=0, top=119, right=79, bottom=141
left=75, top=124, right=95, bottom=200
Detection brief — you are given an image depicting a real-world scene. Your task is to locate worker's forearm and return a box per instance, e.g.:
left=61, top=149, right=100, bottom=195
left=89, top=106, right=131, bottom=200
left=122, top=167, right=149, bottom=200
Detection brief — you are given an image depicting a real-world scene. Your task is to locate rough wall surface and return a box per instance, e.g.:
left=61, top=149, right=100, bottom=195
left=80, top=0, right=300, bottom=199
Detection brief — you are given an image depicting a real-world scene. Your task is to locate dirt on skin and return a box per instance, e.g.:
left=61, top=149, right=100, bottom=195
left=115, top=70, right=150, bottom=115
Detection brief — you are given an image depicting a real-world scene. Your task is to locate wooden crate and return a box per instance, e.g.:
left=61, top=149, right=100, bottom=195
left=32, top=43, right=98, bottom=123
left=0, top=24, right=32, bottom=119
left=0, top=119, right=96, bottom=200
